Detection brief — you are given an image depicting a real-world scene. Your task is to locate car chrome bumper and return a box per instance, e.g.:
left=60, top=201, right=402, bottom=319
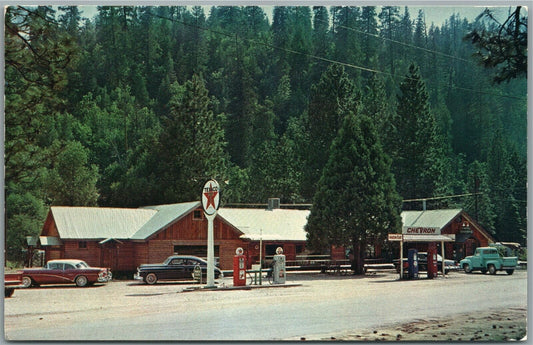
left=133, top=273, right=143, bottom=281
left=98, top=271, right=113, bottom=282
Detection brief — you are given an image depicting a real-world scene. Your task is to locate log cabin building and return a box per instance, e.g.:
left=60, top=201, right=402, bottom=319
left=33, top=201, right=310, bottom=274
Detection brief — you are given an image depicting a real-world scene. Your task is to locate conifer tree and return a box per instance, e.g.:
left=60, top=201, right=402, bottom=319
left=464, top=161, right=495, bottom=234
left=157, top=74, right=228, bottom=202
left=306, top=112, right=402, bottom=274
left=392, top=64, right=446, bottom=202
left=303, top=64, right=357, bottom=200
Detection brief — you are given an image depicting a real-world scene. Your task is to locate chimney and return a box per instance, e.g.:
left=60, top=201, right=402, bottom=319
left=267, top=198, right=281, bottom=210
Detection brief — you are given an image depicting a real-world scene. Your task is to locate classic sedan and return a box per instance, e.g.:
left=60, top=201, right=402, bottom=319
left=5, top=272, right=23, bottom=297
left=19, top=259, right=112, bottom=288
left=135, top=255, right=223, bottom=284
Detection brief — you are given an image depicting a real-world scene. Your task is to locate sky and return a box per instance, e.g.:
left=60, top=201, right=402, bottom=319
left=75, top=4, right=515, bottom=27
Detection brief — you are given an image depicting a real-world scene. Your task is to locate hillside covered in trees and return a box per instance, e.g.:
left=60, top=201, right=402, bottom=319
left=4, top=5, right=527, bottom=261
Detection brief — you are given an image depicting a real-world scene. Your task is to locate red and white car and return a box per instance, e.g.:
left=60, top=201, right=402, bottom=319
left=20, top=259, right=112, bottom=288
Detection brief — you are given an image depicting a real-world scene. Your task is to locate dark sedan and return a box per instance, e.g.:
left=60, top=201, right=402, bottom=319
left=134, top=255, right=223, bottom=285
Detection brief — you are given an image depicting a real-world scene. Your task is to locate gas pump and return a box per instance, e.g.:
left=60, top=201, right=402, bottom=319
left=272, top=247, right=286, bottom=284
left=407, top=248, right=418, bottom=279
left=427, top=244, right=438, bottom=279
left=233, top=247, right=247, bottom=286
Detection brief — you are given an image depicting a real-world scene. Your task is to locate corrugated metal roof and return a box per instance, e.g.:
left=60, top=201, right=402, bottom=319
left=401, top=209, right=462, bottom=230
left=51, top=206, right=157, bottom=239
left=217, top=208, right=309, bottom=241
left=133, top=202, right=200, bottom=239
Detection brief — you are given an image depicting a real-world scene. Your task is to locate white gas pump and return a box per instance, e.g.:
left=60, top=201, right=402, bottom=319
left=272, top=247, right=286, bottom=284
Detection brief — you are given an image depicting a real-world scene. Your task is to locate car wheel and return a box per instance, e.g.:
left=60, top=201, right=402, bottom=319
left=506, top=269, right=514, bottom=275
left=145, top=273, right=158, bottom=285
left=463, top=264, right=472, bottom=274
left=488, top=265, right=497, bottom=275
left=21, top=276, right=32, bottom=288
left=75, top=275, right=89, bottom=287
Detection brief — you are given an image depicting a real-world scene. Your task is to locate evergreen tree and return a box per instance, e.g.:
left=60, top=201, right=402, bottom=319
left=464, top=161, right=495, bottom=234
left=331, top=6, right=363, bottom=83
left=310, top=6, right=332, bottom=86
left=306, top=112, right=402, bottom=274
left=397, top=7, right=413, bottom=63
left=392, top=64, right=447, bottom=202
left=360, top=6, right=379, bottom=74
left=378, top=6, right=401, bottom=74
left=413, top=10, right=428, bottom=74
left=4, top=6, right=85, bottom=261
left=156, top=74, right=228, bottom=203
left=361, top=73, right=393, bottom=146
left=486, top=130, right=526, bottom=243
left=303, top=64, right=357, bottom=200
left=286, top=7, right=313, bottom=122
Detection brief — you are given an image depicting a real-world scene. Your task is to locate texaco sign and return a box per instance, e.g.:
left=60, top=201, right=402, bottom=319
left=201, top=180, right=220, bottom=216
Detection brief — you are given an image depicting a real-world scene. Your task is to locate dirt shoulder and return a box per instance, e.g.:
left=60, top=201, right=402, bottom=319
left=308, top=307, right=527, bottom=342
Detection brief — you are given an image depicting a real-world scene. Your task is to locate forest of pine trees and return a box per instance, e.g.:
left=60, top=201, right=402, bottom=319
left=4, top=5, right=527, bottom=262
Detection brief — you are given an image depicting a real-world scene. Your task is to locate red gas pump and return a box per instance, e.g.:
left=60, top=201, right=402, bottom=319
left=233, top=247, right=247, bottom=286
left=427, top=243, right=438, bottom=279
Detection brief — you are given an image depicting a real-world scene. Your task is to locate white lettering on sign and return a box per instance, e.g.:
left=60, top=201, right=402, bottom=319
left=402, top=226, right=441, bottom=235
left=388, top=234, right=403, bottom=241
left=202, top=180, right=220, bottom=215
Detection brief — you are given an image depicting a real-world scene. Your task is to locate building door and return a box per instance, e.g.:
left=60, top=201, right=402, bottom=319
left=101, top=243, right=118, bottom=270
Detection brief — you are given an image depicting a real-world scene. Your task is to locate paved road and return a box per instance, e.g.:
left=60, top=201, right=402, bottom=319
left=4, top=270, right=527, bottom=341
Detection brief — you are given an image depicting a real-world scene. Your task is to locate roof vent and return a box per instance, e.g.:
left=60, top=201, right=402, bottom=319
left=267, top=198, right=281, bottom=210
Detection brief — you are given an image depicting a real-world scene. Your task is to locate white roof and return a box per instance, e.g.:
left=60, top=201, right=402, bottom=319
left=401, top=209, right=462, bottom=230
left=217, top=208, right=309, bottom=241
left=51, top=207, right=157, bottom=239
left=48, top=203, right=309, bottom=242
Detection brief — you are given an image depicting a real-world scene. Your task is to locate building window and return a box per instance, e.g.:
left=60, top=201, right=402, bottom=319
left=78, top=241, right=87, bottom=249
left=193, top=210, right=203, bottom=220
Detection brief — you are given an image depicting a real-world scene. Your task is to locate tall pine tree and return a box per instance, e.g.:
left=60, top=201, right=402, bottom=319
left=303, top=64, right=357, bottom=200
left=392, top=64, right=448, bottom=203
left=306, top=111, right=402, bottom=274
left=156, top=74, right=228, bottom=202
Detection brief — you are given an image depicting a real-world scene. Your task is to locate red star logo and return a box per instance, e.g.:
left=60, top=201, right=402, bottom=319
left=203, top=183, right=218, bottom=209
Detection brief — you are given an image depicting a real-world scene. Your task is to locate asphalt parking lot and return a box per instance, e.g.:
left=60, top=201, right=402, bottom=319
left=4, top=269, right=528, bottom=341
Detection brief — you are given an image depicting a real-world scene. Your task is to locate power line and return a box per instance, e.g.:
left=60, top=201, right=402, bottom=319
left=316, top=17, right=473, bottom=64
left=151, top=12, right=526, bottom=101
left=402, top=192, right=483, bottom=203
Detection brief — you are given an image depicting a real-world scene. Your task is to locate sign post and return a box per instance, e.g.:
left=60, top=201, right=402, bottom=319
left=201, top=179, right=220, bottom=289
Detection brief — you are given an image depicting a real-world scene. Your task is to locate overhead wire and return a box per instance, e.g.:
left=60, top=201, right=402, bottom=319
left=315, top=17, right=474, bottom=64
left=150, top=10, right=526, bottom=102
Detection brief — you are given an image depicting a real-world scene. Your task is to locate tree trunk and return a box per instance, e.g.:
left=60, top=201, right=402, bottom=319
left=351, top=241, right=366, bottom=275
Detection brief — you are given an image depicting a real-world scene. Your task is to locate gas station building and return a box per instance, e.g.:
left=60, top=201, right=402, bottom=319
left=388, top=209, right=495, bottom=277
